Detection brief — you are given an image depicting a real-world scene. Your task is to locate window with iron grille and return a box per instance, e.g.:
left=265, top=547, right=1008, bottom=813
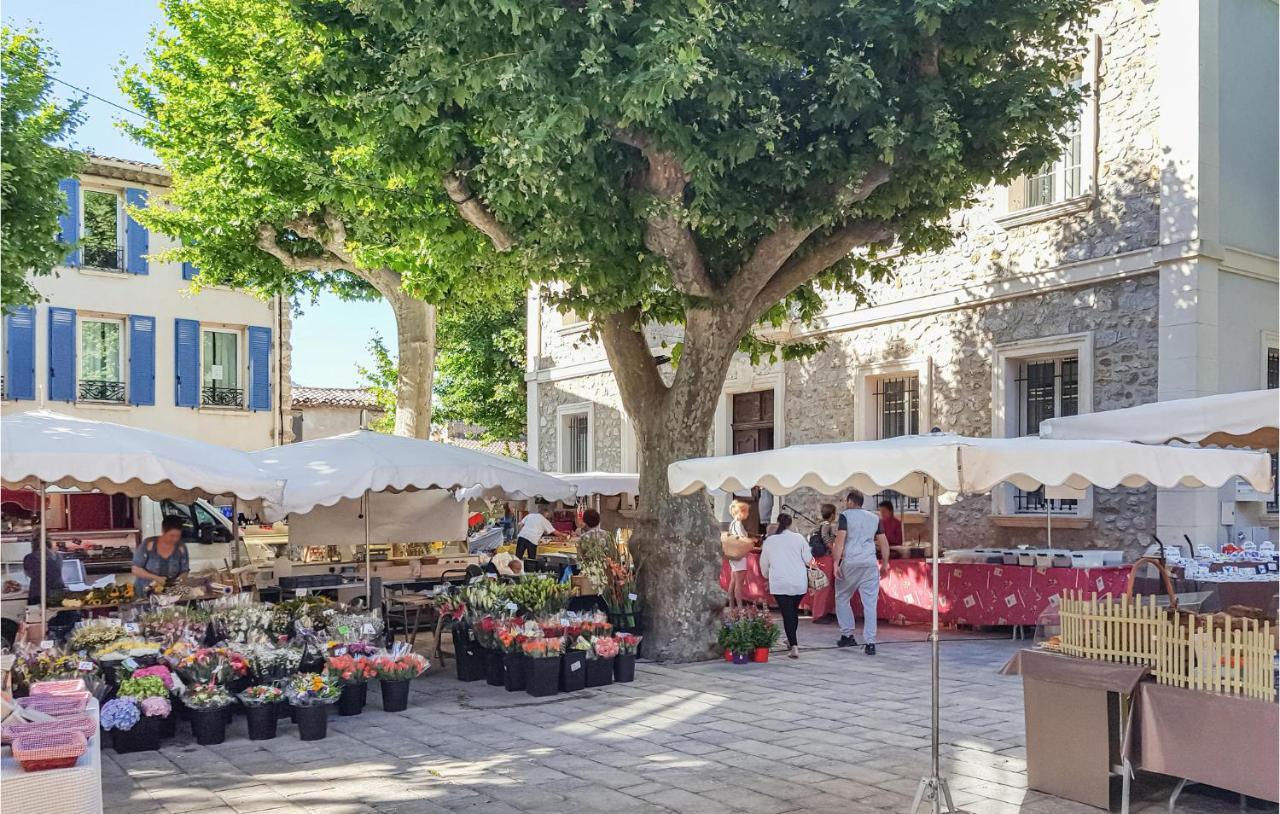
left=1016, top=356, right=1079, bottom=514
left=564, top=413, right=590, bottom=473
left=1268, top=347, right=1278, bottom=391
left=78, top=317, right=126, bottom=403
left=872, top=375, right=920, bottom=511
left=201, top=328, right=243, bottom=408
left=82, top=189, right=125, bottom=271
left=1017, top=73, right=1085, bottom=210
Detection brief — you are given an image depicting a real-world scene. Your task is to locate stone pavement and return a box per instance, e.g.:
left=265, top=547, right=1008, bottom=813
left=102, top=623, right=1271, bottom=814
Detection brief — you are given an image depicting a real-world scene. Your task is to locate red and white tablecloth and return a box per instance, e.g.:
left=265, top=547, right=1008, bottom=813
left=720, top=553, right=1133, bottom=626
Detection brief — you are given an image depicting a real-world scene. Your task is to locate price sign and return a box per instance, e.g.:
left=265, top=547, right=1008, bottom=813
left=362, top=623, right=376, bottom=635
left=124, top=622, right=140, bottom=634
left=627, top=593, right=638, bottom=601
left=338, top=626, right=351, bottom=636
left=505, top=601, right=518, bottom=612
left=39, top=640, right=53, bottom=650
left=334, top=647, right=347, bottom=656
left=570, top=661, right=581, bottom=672
left=123, top=657, right=139, bottom=670
left=77, top=661, right=94, bottom=671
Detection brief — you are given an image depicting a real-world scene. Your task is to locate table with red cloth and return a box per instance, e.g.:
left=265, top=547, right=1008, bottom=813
left=720, top=553, right=1133, bottom=626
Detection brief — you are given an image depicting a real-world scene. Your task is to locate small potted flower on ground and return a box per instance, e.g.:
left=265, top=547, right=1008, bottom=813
left=370, top=652, right=428, bottom=712
left=285, top=673, right=340, bottom=741
left=325, top=654, right=377, bottom=716
left=750, top=617, right=780, bottom=663
left=183, top=683, right=234, bottom=745
left=238, top=685, right=285, bottom=740
left=613, top=633, right=642, bottom=683
left=101, top=697, right=160, bottom=754
left=521, top=637, right=563, bottom=698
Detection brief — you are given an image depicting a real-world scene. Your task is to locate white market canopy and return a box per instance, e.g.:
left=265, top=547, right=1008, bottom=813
left=0, top=410, right=285, bottom=505
left=1039, top=389, right=1279, bottom=449
left=554, top=471, right=640, bottom=499
left=667, top=432, right=1273, bottom=498
left=252, top=429, right=574, bottom=521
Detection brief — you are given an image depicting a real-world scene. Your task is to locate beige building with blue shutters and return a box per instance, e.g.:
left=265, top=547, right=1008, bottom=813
left=1, top=154, right=289, bottom=451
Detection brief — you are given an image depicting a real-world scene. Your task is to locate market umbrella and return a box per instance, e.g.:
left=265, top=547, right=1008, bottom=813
left=1039, top=389, right=1279, bottom=449
left=251, top=430, right=574, bottom=603
left=552, top=471, right=640, bottom=500
left=668, top=432, right=1271, bottom=814
left=1, top=410, right=287, bottom=626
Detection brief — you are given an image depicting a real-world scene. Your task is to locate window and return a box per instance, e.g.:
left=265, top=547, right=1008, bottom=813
left=1016, top=355, right=1079, bottom=514
left=870, top=374, right=920, bottom=513
left=78, top=317, right=125, bottom=403
left=1268, top=347, right=1278, bottom=391
left=81, top=189, right=123, bottom=270
left=201, top=328, right=242, bottom=408
left=556, top=403, right=593, bottom=473
left=1021, top=74, right=1085, bottom=209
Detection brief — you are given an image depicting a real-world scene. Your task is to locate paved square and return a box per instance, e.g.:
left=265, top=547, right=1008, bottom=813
left=102, top=624, right=1265, bottom=813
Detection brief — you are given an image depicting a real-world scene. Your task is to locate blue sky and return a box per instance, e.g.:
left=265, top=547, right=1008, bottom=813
left=6, top=0, right=395, bottom=388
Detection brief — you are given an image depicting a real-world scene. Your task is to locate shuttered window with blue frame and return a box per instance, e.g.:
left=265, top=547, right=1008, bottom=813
left=128, top=315, right=156, bottom=406
left=4, top=306, right=37, bottom=400
left=47, top=307, right=77, bottom=402
left=124, top=188, right=149, bottom=275
left=58, top=179, right=81, bottom=267
left=247, top=326, right=272, bottom=412
left=174, top=318, right=200, bottom=407
left=182, top=262, right=198, bottom=281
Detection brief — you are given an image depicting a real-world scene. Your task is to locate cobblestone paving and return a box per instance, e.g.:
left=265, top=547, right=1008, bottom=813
left=103, top=626, right=1273, bottom=814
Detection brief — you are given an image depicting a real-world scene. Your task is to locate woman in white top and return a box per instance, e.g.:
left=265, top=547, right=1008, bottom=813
left=758, top=514, right=815, bottom=659
left=515, top=504, right=568, bottom=561
left=725, top=499, right=754, bottom=608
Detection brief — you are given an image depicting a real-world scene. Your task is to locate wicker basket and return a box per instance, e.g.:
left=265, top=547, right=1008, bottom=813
left=30, top=678, right=87, bottom=696
left=11, top=730, right=88, bottom=772
left=15, top=693, right=90, bottom=716
left=721, top=535, right=754, bottom=559
left=2, top=715, right=97, bottom=745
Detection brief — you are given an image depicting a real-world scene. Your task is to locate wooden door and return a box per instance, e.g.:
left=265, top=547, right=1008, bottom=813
left=731, top=390, right=774, bottom=455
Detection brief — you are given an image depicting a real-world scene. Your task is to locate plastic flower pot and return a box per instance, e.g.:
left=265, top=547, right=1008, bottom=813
left=245, top=704, right=278, bottom=741
left=379, top=679, right=411, bottom=712
left=560, top=651, right=587, bottom=692
left=451, top=624, right=485, bottom=682
left=157, top=710, right=176, bottom=739
left=293, top=704, right=329, bottom=741
left=732, top=651, right=750, bottom=665
left=337, top=682, right=367, bottom=716
left=112, top=715, right=160, bottom=754
left=614, top=654, right=637, bottom=683
left=502, top=653, right=527, bottom=692
left=752, top=647, right=770, bottom=663
left=724, top=649, right=733, bottom=662
left=524, top=658, right=559, bottom=698
left=585, top=657, right=614, bottom=688
left=188, top=705, right=228, bottom=746
left=275, top=700, right=291, bottom=720
left=484, top=648, right=506, bottom=687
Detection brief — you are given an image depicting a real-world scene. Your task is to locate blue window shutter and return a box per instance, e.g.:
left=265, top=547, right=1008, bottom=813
left=182, top=261, right=197, bottom=281
left=174, top=318, right=199, bottom=407
left=247, top=326, right=272, bottom=412
left=4, top=306, right=36, bottom=400
left=58, top=179, right=81, bottom=266
left=125, top=188, right=149, bottom=275
left=128, top=315, right=156, bottom=406
left=47, top=307, right=77, bottom=402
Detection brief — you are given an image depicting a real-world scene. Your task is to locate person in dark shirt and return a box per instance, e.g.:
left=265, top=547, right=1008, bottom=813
left=877, top=500, right=904, bottom=548
left=23, top=535, right=66, bottom=606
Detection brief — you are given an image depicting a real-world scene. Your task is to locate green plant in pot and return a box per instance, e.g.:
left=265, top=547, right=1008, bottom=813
left=749, top=618, right=780, bottom=662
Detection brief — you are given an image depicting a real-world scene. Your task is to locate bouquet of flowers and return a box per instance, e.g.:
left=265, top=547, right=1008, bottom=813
left=176, top=647, right=248, bottom=685
left=538, top=621, right=565, bottom=639
left=430, top=594, right=465, bottom=622
left=236, top=644, right=304, bottom=681
left=370, top=653, right=429, bottom=681
left=140, top=696, right=172, bottom=718
left=325, top=654, right=377, bottom=684
left=284, top=672, right=340, bottom=706
left=93, top=638, right=161, bottom=660
left=567, top=635, right=593, bottom=652
left=271, top=596, right=334, bottom=636
left=474, top=615, right=500, bottom=648
left=614, top=632, right=643, bottom=655
left=138, top=606, right=210, bottom=641
left=506, top=575, right=572, bottom=617
left=592, top=636, right=620, bottom=659
left=325, top=611, right=383, bottom=643
left=101, top=697, right=142, bottom=731
left=327, top=640, right=378, bottom=657
left=457, top=580, right=511, bottom=621
left=210, top=599, right=275, bottom=644
left=118, top=675, right=168, bottom=700
left=183, top=682, right=233, bottom=709
left=238, top=685, right=284, bottom=706
left=129, top=664, right=175, bottom=691
left=579, top=615, right=614, bottom=640
left=495, top=623, right=527, bottom=654
left=521, top=637, right=564, bottom=659
left=68, top=619, right=126, bottom=652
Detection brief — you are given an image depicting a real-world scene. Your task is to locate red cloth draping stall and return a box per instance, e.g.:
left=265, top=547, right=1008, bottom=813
left=720, top=552, right=1133, bottom=626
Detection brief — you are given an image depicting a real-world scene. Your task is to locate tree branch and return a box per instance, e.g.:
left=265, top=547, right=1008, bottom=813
left=255, top=222, right=349, bottom=275
left=443, top=170, right=515, bottom=252
left=611, top=126, right=716, bottom=299
left=746, top=218, right=895, bottom=322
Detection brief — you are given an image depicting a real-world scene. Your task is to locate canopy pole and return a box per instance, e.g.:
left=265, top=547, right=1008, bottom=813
left=363, top=490, right=371, bottom=607
left=910, top=478, right=959, bottom=814
left=39, top=480, right=48, bottom=634
left=231, top=498, right=241, bottom=570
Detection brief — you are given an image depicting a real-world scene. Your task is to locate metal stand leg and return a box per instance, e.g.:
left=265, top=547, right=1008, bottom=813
left=910, top=776, right=959, bottom=814
left=1168, top=778, right=1187, bottom=813
left=1120, top=759, right=1132, bottom=814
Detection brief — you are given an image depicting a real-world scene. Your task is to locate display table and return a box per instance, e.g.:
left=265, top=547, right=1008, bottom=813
left=1132, top=573, right=1278, bottom=614
left=0, top=697, right=103, bottom=814
left=722, top=554, right=1133, bottom=626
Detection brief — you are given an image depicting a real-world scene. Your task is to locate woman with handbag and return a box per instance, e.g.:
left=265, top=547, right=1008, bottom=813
left=722, top=499, right=755, bottom=608
left=758, top=514, right=816, bottom=659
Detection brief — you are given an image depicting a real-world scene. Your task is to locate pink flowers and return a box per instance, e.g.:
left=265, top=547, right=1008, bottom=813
left=592, top=636, right=620, bottom=659
left=325, top=654, right=377, bottom=684
left=131, top=664, right=174, bottom=690
left=140, top=696, right=172, bottom=718
left=371, top=654, right=428, bottom=681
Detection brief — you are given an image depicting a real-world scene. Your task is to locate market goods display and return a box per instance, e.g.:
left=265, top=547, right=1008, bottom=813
left=717, top=606, right=779, bottom=663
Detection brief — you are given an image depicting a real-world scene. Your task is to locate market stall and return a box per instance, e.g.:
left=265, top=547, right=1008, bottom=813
left=669, top=431, right=1271, bottom=814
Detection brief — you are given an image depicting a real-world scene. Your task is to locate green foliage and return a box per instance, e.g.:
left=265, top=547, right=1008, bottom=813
left=1, top=27, right=84, bottom=310
left=355, top=332, right=398, bottom=434
left=434, top=281, right=527, bottom=442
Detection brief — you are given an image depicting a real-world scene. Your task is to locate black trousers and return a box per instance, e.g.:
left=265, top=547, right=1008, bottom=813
left=773, top=594, right=804, bottom=647
left=515, top=536, right=539, bottom=561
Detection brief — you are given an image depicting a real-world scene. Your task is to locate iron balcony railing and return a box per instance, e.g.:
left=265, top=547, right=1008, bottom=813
left=201, top=385, right=243, bottom=408
left=82, top=243, right=125, bottom=271
left=1014, top=487, right=1079, bottom=515
left=78, top=379, right=126, bottom=403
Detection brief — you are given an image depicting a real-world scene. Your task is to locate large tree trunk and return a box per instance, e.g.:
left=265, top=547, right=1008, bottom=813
left=387, top=293, right=436, bottom=439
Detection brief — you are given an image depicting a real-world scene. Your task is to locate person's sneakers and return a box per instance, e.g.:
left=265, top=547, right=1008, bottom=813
left=788, top=646, right=800, bottom=659
left=864, top=644, right=877, bottom=656
left=837, top=635, right=858, bottom=648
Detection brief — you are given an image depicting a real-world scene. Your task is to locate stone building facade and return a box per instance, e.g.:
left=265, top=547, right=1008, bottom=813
left=524, top=0, right=1279, bottom=553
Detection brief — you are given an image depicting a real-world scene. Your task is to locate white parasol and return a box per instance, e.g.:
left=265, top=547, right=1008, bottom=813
left=1039, top=389, right=1279, bottom=449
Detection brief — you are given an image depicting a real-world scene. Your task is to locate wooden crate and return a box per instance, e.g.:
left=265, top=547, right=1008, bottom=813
left=1059, top=590, right=1277, bottom=700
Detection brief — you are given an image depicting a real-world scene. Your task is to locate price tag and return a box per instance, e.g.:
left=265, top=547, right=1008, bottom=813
left=361, top=623, right=375, bottom=635
left=505, top=601, right=518, bottom=612
left=338, top=626, right=351, bottom=636
left=122, top=657, right=138, bottom=670
left=77, top=661, right=94, bottom=671
left=334, top=647, right=347, bottom=656
left=570, top=661, right=581, bottom=672
left=39, top=640, right=53, bottom=650
left=124, top=622, right=140, bottom=634
left=627, top=593, right=638, bottom=601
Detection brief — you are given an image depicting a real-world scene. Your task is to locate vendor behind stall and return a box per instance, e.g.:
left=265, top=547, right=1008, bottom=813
left=132, top=515, right=191, bottom=594
left=515, top=503, right=569, bottom=561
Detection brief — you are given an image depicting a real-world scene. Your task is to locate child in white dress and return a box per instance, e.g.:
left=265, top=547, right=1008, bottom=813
left=726, top=499, right=753, bottom=608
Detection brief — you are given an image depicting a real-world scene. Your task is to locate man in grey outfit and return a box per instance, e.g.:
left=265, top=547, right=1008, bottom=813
left=830, top=490, right=890, bottom=655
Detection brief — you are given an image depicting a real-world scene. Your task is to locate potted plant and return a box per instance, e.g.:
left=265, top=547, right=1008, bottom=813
left=116, top=674, right=173, bottom=743
left=561, top=635, right=590, bottom=692
left=101, top=697, right=161, bottom=754
left=727, top=624, right=752, bottom=664
left=238, top=685, right=284, bottom=740
left=716, top=621, right=736, bottom=661
left=370, top=653, right=427, bottom=712
left=750, top=617, right=780, bottom=663
left=496, top=624, right=530, bottom=692
left=183, top=683, right=234, bottom=745
left=521, top=637, right=563, bottom=698
left=614, top=633, right=641, bottom=683
left=325, top=654, right=376, bottom=716
left=285, top=673, right=340, bottom=741
left=586, top=636, right=618, bottom=688
left=126, top=665, right=177, bottom=737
